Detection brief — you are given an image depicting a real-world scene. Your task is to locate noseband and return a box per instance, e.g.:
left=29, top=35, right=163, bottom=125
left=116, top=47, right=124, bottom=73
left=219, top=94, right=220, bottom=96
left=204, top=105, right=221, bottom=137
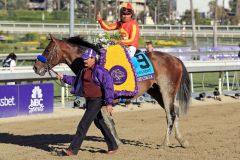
left=36, top=43, right=58, bottom=75
left=37, top=55, right=59, bottom=76
left=36, top=54, right=66, bottom=87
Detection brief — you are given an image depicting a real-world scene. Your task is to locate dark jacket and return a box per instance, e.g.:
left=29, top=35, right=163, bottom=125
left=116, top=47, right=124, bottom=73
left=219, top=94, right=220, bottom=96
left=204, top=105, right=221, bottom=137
left=62, top=64, right=114, bottom=105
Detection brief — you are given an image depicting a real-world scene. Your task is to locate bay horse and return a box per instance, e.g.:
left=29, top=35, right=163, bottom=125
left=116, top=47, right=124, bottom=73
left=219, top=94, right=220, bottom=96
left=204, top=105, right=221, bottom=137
left=33, top=35, right=191, bottom=148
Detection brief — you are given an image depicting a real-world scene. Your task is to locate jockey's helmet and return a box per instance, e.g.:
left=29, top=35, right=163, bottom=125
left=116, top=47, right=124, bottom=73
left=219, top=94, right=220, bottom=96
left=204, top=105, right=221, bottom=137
left=120, top=3, right=134, bottom=15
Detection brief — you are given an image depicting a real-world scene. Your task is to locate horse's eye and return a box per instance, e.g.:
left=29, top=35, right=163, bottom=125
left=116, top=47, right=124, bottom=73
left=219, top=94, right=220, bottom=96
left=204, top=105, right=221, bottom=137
left=45, top=49, right=49, bottom=53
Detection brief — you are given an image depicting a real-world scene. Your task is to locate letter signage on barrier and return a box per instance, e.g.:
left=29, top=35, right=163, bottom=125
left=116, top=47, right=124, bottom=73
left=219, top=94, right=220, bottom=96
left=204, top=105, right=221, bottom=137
left=0, top=85, right=18, bottom=118
left=18, top=83, right=54, bottom=115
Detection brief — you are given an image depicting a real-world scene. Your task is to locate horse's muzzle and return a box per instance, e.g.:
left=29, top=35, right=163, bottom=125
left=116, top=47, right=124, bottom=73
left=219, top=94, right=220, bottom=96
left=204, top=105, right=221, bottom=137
left=33, top=65, right=46, bottom=76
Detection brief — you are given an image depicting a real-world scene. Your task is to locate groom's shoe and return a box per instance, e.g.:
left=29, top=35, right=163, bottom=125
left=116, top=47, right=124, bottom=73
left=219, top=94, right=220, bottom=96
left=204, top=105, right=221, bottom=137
left=58, top=149, right=76, bottom=156
left=107, top=149, right=118, bottom=155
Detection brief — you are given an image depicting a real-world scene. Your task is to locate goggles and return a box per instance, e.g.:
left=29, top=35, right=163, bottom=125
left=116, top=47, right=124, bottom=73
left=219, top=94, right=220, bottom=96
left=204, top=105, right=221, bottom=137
left=120, top=7, right=133, bottom=15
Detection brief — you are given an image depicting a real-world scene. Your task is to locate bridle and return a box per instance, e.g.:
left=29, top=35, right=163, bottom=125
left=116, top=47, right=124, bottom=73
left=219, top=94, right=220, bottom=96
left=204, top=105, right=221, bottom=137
left=37, top=45, right=56, bottom=70
left=36, top=42, right=67, bottom=87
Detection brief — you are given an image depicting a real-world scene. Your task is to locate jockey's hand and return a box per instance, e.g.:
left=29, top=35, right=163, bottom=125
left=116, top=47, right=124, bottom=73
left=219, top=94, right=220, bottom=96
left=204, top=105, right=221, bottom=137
left=112, top=39, right=119, bottom=44
left=97, top=12, right=102, bottom=21
left=106, top=104, right=113, bottom=114
left=56, top=73, right=63, bottom=80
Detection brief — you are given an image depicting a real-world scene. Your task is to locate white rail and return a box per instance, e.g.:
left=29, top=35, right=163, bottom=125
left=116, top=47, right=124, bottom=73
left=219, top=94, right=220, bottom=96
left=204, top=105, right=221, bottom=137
left=0, top=60, right=239, bottom=83
left=185, top=60, right=240, bottom=73
left=0, top=50, right=239, bottom=61
left=1, top=22, right=240, bottom=37
left=0, top=60, right=239, bottom=82
left=0, top=65, right=74, bottom=82
left=0, top=60, right=239, bottom=91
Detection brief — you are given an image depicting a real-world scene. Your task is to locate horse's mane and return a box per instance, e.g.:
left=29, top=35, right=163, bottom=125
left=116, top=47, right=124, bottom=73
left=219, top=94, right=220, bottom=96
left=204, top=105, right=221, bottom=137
left=64, top=36, right=100, bottom=54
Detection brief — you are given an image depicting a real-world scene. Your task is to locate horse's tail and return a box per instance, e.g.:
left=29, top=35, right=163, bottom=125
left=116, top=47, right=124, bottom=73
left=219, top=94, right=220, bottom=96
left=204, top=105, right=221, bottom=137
left=177, top=60, right=191, bottom=114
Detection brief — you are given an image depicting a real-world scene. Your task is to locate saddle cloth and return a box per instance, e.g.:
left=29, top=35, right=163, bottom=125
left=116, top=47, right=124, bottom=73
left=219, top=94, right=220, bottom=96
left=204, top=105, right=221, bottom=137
left=99, top=44, right=138, bottom=97
left=99, top=45, right=155, bottom=98
left=132, top=51, right=155, bottom=82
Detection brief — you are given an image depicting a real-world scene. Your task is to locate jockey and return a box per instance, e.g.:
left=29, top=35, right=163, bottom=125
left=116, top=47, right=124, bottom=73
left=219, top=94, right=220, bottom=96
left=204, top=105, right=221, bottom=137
left=97, top=3, right=140, bottom=58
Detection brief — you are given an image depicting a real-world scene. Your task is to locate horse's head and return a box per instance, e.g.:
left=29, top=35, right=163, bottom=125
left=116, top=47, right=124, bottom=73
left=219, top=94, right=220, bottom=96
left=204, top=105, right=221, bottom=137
left=34, top=34, right=100, bottom=75
left=33, top=34, right=63, bottom=76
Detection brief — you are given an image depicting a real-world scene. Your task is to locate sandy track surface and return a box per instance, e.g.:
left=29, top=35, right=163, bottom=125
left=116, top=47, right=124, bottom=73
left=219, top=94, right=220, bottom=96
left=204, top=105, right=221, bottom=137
left=0, top=97, right=239, bottom=160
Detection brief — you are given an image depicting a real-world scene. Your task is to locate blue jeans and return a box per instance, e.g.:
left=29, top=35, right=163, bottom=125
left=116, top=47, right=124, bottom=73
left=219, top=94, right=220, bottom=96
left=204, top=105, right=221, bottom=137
left=69, top=98, right=118, bottom=154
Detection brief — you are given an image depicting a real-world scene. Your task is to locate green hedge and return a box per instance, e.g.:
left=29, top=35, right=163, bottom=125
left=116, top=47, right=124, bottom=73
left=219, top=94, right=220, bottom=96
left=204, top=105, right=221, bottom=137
left=0, top=10, right=70, bottom=23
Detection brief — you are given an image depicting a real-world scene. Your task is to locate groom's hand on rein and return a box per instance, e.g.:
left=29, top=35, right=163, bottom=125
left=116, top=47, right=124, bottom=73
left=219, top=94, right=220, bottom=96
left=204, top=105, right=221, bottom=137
left=106, top=104, right=113, bottom=114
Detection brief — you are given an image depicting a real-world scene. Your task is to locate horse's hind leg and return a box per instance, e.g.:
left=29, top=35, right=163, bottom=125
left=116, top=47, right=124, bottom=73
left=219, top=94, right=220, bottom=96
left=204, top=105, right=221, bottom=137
left=147, top=84, right=174, bottom=147
left=157, top=74, right=181, bottom=147
left=147, top=84, right=164, bottom=108
left=162, top=97, right=176, bottom=147
left=147, top=83, right=188, bottom=147
left=161, top=90, right=189, bottom=148
left=165, top=104, right=189, bottom=148
left=174, top=112, right=189, bottom=148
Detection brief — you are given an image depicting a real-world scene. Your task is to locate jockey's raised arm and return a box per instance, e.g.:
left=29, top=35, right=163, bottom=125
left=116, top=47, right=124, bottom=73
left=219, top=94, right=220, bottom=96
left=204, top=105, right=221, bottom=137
left=97, top=11, right=119, bottom=30
left=97, top=3, right=140, bottom=58
left=98, top=18, right=120, bottom=31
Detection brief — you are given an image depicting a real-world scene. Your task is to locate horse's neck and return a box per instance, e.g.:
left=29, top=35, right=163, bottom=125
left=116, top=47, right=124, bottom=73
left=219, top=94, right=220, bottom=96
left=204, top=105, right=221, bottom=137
left=62, top=46, right=84, bottom=75
left=68, top=57, right=84, bottom=75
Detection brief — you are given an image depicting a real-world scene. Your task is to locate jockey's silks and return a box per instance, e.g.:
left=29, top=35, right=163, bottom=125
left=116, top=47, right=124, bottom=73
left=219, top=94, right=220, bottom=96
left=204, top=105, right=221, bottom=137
left=98, top=19, right=140, bottom=48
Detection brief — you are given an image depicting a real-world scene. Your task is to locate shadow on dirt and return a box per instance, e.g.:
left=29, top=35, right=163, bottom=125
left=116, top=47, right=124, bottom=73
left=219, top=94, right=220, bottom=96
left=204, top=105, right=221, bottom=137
left=0, top=133, right=155, bottom=153
left=0, top=133, right=104, bottom=152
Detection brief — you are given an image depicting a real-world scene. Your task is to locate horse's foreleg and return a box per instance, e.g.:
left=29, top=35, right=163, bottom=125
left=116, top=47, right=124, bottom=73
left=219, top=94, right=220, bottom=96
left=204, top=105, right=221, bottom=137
left=101, top=106, right=122, bottom=146
left=174, top=113, right=189, bottom=148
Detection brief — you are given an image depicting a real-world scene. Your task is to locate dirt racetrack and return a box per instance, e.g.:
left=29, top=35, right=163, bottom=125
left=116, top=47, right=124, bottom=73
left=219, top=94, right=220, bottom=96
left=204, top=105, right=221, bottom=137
left=0, top=98, right=239, bottom=160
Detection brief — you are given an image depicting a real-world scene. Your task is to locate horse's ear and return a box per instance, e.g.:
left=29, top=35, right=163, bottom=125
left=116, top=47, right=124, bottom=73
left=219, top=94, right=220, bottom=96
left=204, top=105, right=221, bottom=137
left=49, top=33, right=57, bottom=43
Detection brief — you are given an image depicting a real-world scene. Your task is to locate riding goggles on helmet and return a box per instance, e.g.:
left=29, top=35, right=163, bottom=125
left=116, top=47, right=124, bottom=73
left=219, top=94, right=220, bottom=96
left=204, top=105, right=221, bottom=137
left=120, top=7, right=133, bottom=15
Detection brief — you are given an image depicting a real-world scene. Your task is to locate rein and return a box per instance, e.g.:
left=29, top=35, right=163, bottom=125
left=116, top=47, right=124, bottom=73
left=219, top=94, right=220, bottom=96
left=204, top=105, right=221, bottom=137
left=48, top=68, right=68, bottom=88
left=36, top=55, right=69, bottom=88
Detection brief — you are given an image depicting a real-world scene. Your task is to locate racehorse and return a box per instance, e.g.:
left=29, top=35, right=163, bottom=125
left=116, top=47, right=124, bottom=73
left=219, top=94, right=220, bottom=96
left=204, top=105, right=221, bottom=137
left=33, top=34, right=191, bottom=148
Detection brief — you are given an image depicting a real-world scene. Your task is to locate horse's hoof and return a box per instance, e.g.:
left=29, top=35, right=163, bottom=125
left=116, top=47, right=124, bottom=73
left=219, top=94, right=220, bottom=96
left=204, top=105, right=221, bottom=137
left=180, top=139, right=189, bottom=148
left=157, top=144, right=168, bottom=149
left=161, top=141, right=170, bottom=148
left=116, top=139, right=123, bottom=146
left=50, top=150, right=59, bottom=156
left=176, top=136, right=190, bottom=148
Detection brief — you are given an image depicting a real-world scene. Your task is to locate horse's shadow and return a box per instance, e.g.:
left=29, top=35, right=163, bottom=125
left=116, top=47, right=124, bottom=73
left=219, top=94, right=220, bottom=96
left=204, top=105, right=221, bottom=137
left=0, top=133, right=155, bottom=153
